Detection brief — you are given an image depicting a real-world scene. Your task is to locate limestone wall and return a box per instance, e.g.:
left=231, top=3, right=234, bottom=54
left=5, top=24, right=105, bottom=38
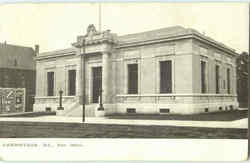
left=35, top=55, right=80, bottom=98
left=192, top=39, right=237, bottom=95
left=112, top=38, right=238, bottom=114
left=34, top=36, right=238, bottom=115
left=114, top=39, right=193, bottom=97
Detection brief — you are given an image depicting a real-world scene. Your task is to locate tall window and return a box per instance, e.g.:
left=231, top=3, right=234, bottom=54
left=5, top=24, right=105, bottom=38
left=227, top=68, right=231, bottom=94
left=160, top=60, right=172, bottom=93
left=215, top=65, right=220, bottom=94
left=47, top=72, right=54, bottom=96
left=201, top=61, right=207, bottom=93
left=14, top=59, right=18, bottom=67
left=128, top=64, right=138, bottom=94
left=68, top=70, right=76, bottom=96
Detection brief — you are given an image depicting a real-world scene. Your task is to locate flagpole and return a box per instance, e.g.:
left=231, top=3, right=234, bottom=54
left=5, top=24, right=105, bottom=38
left=99, top=3, right=101, bottom=32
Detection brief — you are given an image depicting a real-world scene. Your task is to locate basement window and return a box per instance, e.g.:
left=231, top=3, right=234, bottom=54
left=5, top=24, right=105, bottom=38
left=45, top=107, right=51, bottom=112
left=204, top=108, right=209, bottom=112
left=127, top=108, right=136, bottom=114
left=229, top=105, right=234, bottom=110
left=160, top=108, right=170, bottom=113
left=219, top=107, right=223, bottom=111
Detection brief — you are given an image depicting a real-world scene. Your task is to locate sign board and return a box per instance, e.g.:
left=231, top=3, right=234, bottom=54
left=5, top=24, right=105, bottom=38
left=0, top=88, right=25, bottom=114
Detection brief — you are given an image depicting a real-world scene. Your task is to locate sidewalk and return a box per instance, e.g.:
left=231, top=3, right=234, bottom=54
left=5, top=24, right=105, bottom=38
left=238, top=108, right=248, bottom=110
left=0, top=116, right=248, bottom=129
left=0, top=112, right=55, bottom=117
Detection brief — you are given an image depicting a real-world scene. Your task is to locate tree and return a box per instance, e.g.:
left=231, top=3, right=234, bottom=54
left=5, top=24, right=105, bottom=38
left=236, top=52, right=249, bottom=108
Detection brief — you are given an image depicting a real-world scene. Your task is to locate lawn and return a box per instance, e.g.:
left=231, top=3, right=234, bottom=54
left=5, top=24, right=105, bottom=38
left=107, top=110, right=248, bottom=121
left=0, top=121, right=247, bottom=139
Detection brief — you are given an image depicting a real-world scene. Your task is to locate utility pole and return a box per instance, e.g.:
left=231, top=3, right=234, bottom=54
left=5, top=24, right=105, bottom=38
left=82, top=41, right=86, bottom=123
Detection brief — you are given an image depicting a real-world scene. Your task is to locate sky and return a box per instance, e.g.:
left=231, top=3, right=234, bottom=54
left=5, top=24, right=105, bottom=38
left=0, top=2, right=248, bottom=53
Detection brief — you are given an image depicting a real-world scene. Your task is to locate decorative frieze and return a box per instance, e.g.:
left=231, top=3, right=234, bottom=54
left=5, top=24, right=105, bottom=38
left=155, top=45, right=175, bottom=56
left=214, top=52, right=222, bottom=61
left=123, top=50, right=140, bottom=60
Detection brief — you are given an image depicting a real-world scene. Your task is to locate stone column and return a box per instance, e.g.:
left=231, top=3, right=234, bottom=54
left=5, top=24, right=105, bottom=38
left=76, top=48, right=84, bottom=104
left=102, top=52, right=109, bottom=103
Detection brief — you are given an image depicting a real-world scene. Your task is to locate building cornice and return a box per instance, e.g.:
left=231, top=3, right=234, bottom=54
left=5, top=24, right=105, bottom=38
left=117, top=34, right=191, bottom=49
left=36, top=26, right=239, bottom=60
left=85, top=38, right=116, bottom=45
left=36, top=51, right=76, bottom=61
left=116, top=33, right=238, bottom=57
left=192, top=33, right=238, bottom=57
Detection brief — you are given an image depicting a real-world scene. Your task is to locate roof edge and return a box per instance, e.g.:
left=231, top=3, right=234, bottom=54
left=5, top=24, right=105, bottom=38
left=38, top=47, right=76, bottom=57
left=117, top=32, right=238, bottom=56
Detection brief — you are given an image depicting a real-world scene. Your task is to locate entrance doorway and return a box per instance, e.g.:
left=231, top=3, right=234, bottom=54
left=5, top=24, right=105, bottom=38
left=92, top=67, right=102, bottom=103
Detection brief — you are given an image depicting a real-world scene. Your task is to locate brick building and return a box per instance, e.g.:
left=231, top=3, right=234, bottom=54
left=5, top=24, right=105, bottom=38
left=34, top=25, right=239, bottom=116
left=0, top=42, right=36, bottom=113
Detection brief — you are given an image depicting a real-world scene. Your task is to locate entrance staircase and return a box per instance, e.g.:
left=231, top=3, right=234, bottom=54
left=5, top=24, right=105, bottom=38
left=58, top=103, right=98, bottom=117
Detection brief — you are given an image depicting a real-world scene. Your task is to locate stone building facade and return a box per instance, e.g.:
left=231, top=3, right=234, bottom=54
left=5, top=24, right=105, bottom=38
left=0, top=43, right=37, bottom=112
left=34, top=25, right=238, bottom=116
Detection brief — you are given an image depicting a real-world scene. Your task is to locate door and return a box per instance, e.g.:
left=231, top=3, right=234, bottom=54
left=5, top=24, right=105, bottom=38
left=92, top=67, right=102, bottom=103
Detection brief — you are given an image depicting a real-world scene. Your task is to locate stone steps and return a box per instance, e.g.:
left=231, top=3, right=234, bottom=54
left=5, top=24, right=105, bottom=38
left=64, top=104, right=98, bottom=117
